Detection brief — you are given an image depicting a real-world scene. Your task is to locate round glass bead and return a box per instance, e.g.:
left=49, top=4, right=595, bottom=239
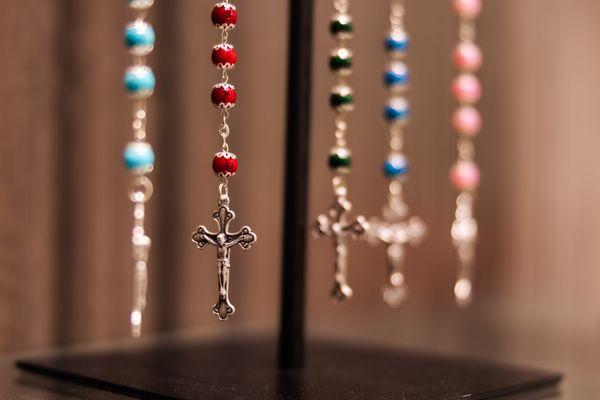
left=328, top=147, right=352, bottom=172
left=124, top=21, right=155, bottom=56
left=330, top=13, right=353, bottom=39
left=384, top=97, right=410, bottom=122
left=450, top=160, right=480, bottom=190
left=452, top=106, right=481, bottom=136
left=330, top=85, right=354, bottom=111
left=385, top=30, right=409, bottom=54
left=212, top=151, right=238, bottom=177
left=211, top=83, right=237, bottom=109
left=212, top=44, right=237, bottom=69
left=453, top=0, right=482, bottom=19
left=384, top=62, right=409, bottom=89
left=452, top=73, right=482, bottom=104
left=128, top=0, right=154, bottom=11
left=123, top=142, right=155, bottom=173
left=454, top=42, right=482, bottom=72
left=124, top=66, right=155, bottom=98
left=212, top=2, right=238, bottom=30
left=383, top=153, right=409, bottom=178
left=329, top=48, right=353, bottom=76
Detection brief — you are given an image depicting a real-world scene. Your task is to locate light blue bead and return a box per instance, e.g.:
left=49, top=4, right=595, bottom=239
left=384, top=62, right=409, bottom=87
left=385, top=31, right=409, bottom=53
left=384, top=98, right=410, bottom=121
left=124, top=21, right=155, bottom=50
left=124, top=142, right=155, bottom=171
left=383, top=154, right=409, bottom=178
left=124, top=66, right=155, bottom=95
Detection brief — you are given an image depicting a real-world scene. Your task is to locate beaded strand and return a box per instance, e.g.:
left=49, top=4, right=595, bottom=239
left=450, top=0, right=483, bottom=307
left=328, top=0, right=354, bottom=174
left=189, top=1, right=256, bottom=321
left=211, top=1, right=239, bottom=182
left=122, top=0, right=156, bottom=338
left=313, top=0, right=368, bottom=303
left=366, top=0, right=426, bottom=308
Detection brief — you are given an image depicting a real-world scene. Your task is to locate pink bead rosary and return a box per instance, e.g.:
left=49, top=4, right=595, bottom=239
left=450, top=0, right=483, bottom=307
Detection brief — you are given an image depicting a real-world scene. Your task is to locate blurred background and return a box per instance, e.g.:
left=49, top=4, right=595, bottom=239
left=0, top=0, right=599, bottom=395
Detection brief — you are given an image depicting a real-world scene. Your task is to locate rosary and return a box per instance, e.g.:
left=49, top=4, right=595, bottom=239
left=120, top=0, right=485, bottom=335
left=191, top=1, right=257, bottom=321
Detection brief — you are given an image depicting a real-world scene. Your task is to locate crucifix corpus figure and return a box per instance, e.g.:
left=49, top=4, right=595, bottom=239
left=192, top=203, right=257, bottom=320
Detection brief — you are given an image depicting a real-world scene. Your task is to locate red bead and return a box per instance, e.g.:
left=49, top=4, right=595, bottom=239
left=211, top=83, right=237, bottom=108
left=211, top=3, right=238, bottom=30
left=212, top=44, right=237, bottom=69
left=212, top=151, right=238, bottom=177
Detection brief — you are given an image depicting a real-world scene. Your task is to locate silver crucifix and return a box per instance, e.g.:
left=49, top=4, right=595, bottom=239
left=367, top=211, right=426, bottom=307
left=367, top=181, right=426, bottom=307
left=192, top=203, right=257, bottom=320
left=451, top=192, right=477, bottom=307
left=315, top=195, right=368, bottom=303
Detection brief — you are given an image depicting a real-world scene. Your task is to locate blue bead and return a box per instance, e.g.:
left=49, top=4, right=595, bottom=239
left=124, top=66, right=155, bottom=96
left=124, top=21, right=155, bottom=51
left=383, top=154, right=409, bottom=178
left=384, top=62, right=409, bottom=87
left=124, top=142, right=155, bottom=172
left=384, top=98, right=410, bottom=121
left=385, top=31, right=409, bottom=53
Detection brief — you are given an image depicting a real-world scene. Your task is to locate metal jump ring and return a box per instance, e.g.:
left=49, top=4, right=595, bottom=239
left=129, top=176, right=154, bottom=203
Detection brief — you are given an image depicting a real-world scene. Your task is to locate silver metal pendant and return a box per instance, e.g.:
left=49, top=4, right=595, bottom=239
left=367, top=211, right=425, bottom=307
left=192, top=203, right=257, bottom=320
left=315, top=195, right=368, bottom=303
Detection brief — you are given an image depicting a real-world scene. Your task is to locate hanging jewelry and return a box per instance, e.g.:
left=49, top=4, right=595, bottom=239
left=366, top=0, right=426, bottom=308
left=449, top=0, right=483, bottom=307
left=315, top=0, right=367, bottom=303
left=192, top=1, right=257, bottom=321
left=122, top=0, right=156, bottom=338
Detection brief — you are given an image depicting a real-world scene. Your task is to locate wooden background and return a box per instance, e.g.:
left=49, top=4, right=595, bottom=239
left=0, top=1, right=598, bottom=394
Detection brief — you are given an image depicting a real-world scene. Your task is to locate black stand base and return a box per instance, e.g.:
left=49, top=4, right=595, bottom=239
left=17, top=338, right=561, bottom=400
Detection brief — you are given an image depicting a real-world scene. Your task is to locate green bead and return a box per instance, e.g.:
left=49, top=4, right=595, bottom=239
left=329, top=148, right=352, bottom=171
left=330, top=92, right=353, bottom=108
left=330, top=54, right=352, bottom=71
left=330, top=20, right=353, bottom=35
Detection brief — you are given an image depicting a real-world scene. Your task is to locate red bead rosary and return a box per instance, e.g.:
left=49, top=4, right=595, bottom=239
left=192, top=1, right=257, bottom=321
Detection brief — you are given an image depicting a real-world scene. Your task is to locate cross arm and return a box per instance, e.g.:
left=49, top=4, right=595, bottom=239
left=226, top=226, right=257, bottom=250
left=192, top=226, right=219, bottom=249
left=314, top=214, right=333, bottom=237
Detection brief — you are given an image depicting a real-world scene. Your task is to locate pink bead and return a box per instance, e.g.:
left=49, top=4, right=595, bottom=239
left=453, top=0, right=482, bottom=19
left=450, top=161, right=480, bottom=191
left=452, top=74, right=482, bottom=104
left=454, top=42, right=482, bottom=72
left=452, top=106, right=481, bottom=136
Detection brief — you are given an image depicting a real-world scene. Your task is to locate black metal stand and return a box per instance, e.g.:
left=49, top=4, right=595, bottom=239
left=278, top=0, right=315, bottom=371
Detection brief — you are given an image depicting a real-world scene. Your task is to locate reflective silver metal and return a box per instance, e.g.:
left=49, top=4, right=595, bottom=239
left=367, top=178, right=426, bottom=307
left=315, top=194, right=367, bottom=303
left=451, top=192, right=477, bottom=307
left=367, top=199, right=425, bottom=307
left=192, top=203, right=257, bottom=320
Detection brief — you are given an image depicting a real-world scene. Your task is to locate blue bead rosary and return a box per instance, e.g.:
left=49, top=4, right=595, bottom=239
left=123, top=0, right=156, bottom=338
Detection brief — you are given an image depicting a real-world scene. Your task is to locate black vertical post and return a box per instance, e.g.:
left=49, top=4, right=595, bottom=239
left=278, top=0, right=315, bottom=370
